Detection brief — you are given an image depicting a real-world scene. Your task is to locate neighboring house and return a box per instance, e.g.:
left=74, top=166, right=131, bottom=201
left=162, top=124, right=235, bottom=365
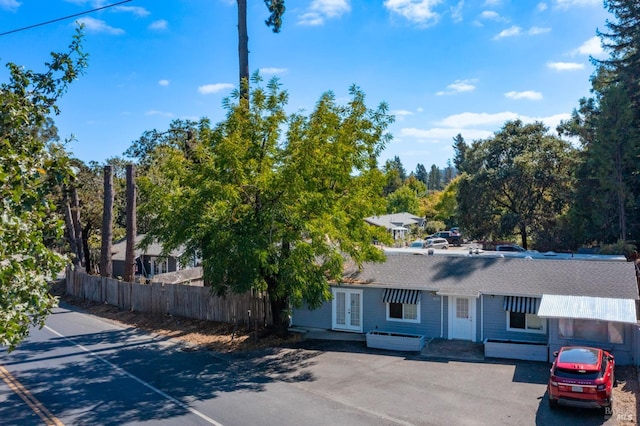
left=111, top=234, right=193, bottom=279
left=364, top=213, right=425, bottom=240
left=291, top=252, right=640, bottom=365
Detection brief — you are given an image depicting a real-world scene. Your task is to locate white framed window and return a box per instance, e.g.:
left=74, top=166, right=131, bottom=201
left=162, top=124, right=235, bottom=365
left=506, top=311, right=546, bottom=334
left=387, top=301, right=420, bottom=323
left=558, top=318, right=624, bottom=344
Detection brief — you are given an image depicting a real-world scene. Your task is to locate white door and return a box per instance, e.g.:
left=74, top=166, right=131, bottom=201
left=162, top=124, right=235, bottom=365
left=332, top=288, right=363, bottom=332
left=448, top=296, right=476, bottom=341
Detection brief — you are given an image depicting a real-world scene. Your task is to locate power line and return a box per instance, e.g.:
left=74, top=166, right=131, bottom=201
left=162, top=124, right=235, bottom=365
left=0, top=0, right=133, bottom=37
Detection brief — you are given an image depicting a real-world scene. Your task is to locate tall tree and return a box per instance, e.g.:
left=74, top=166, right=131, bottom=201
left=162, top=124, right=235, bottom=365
left=457, top=120, right=576, bottom=248
left=427, top=164, right=441, bottom=191
left=100, top=165, right=114, bottom=277
left=237, top=0, right=286, bottom=99
left=136, top=78, right=393, bottom=335
left=382, top=156, right=406, bottom=195
left=452, top=133, right=467, bottom=173
left=0, top=29, right=86, bottom=350
left=415, top=163, right=428, bottom=185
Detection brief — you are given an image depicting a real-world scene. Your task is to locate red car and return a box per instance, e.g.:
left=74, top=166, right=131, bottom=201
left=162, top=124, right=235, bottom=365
left=548, top=346, right=615, bottom=410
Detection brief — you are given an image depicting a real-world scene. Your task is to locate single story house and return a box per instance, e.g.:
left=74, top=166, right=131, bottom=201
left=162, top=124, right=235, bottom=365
left=364, top=213, right=425, bottom=241
left=291, top=252, right=640, bottom=365
left=111, top=234, right=193, bottom=280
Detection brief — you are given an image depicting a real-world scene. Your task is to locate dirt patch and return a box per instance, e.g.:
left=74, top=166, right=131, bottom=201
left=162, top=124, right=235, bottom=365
left=51, top=281, right=301, bottom=353
left=613, top=366, right=639, bottom=425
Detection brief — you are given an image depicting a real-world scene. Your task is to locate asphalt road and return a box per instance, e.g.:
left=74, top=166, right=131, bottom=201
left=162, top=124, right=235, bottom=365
left=0, top=305, right=618, bottom=425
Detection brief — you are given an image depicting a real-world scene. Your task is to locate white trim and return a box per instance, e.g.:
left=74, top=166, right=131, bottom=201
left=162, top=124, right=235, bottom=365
left=331, top=288, right=363, bottom=332
left=385, top=301, right=421, bottom=323
left=447, top=296, right=477, bottom=342
left=505, top=311, right=547, bottom=334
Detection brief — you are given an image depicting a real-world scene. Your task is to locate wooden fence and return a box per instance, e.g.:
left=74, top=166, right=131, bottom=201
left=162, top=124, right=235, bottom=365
left=65, top=267, right=272, bottom=326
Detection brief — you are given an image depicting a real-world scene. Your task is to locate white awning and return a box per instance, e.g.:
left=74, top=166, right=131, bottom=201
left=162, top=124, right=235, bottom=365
left=537, top=294, right=637, bottom=324
left=382, top=288, right=421, bottom=304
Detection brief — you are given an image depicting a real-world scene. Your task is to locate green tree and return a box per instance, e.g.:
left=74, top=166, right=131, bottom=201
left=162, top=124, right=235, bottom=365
left=136, top=77, right=393, bottom=335
left=457, top=120, right=576, bottom=249
left=382, top=156, right=406, bottom=195
left=415, top=163, right=428, bottom=185
left=452, top=133, right=467, bottom=173
left=427, top=164, right=442, bottom=191
left=386, top=186, right=421, bottom=215
left=0, top=29, right=86, bottom=350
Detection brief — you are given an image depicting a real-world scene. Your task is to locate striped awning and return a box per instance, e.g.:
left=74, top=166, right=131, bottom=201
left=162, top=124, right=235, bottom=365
left=382, top=288, right=421, bottom=304
left=503, top=296, right=540, bottom=314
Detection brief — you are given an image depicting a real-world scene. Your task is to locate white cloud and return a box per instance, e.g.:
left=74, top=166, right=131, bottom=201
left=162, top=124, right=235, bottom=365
left=0, top=0, right=20, bottom=11
left=450, top=0, right=464, bottom=23
left=437, top=111, right=521, bottom=127
left=505, top=90, right=543, bottom=100
left=537, top=2, right=548, bottom=11
left=480, top=10, right=500, bottom=20
left=75, top=17, right=124, bottom=35
left=547, top=61, right=585, bottom=71
left=149, top=20, right=168, bottom=30
left=494, top=25, right=521, bottom=39
left=483, top=0, right=502, bottom=5
left=113, top=5, right=150, bottom=16
left=198, top=83, right=234, bottom=94
left=145, top=110, right=174, bottom=118
left=553, top=0, right=600, bottom=9
left=158, top=80, right=170, bottom=86
left=384, top=0, right=443, bottom=27
left=573, top=36, right=604, bottom=57
left=259, top=67, right=288, bottom=75
left=436, top=78, right=477, bottom=95
left=298, top=0, right=350, bottom=26
left=528, top=26, right=551, bottom=35
left=398, top=111, right=571, bottom=145
left=392, top=110, right=415, bottom=121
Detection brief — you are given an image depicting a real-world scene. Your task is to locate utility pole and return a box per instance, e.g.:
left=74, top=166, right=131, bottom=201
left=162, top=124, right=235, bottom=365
left=124, top=164, right=137, bottom=282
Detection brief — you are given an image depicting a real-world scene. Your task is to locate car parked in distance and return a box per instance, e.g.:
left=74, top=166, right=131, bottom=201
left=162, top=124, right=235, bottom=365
left=410, top=240, right=425, bottom=248
left=548, top=346, right=615, bottom=411
left=432, top=231, right=461, bottom=247
left=425, top=237, right=449, bottom=249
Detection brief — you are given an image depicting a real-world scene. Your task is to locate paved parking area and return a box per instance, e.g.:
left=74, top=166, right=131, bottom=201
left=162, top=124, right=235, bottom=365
left=291, top=340, right=621, bottom=425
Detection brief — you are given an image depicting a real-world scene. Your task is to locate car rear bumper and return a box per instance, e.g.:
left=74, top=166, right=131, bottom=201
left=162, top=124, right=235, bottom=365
left=556, top=396, right=610, bottom=409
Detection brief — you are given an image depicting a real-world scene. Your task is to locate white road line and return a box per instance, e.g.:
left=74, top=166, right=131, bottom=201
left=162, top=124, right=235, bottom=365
left=44, top=325, right=223, bottom=426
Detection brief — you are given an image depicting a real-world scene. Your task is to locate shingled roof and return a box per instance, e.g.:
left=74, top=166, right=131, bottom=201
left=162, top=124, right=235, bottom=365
left=343, top=254, right=639, bottom=300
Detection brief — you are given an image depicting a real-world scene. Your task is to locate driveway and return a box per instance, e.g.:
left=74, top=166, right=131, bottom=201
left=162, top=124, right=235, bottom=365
left=291, top=339, right=619, bottom=425
left=0, top=306, right=626, bottom=425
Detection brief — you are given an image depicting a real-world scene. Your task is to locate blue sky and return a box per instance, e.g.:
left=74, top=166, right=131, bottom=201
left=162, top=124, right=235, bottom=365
left=0, top=0, right=610, bottom=172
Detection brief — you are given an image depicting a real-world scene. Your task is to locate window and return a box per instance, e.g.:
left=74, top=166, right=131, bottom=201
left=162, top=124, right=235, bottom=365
left=558, top=318, right=624, bottom=344
left=387, top=302, right=419, bottom=323
left=506, top=311, right=546, bottom=333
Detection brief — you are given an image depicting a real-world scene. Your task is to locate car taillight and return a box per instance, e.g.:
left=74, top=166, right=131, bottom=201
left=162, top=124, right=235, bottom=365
left=597, top=384, right=606, bottom=391
left=550, top=379, right=558, bottom=387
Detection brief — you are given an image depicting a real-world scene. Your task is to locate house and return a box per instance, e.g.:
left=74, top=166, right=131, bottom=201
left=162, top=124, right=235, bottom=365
left=291, top=252, right=640, bottom=365
left=364, top=213, right=425, bottom=240
left=111, top=234, right=193, bottom=280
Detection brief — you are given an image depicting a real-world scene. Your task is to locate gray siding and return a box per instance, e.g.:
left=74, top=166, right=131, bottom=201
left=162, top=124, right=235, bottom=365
left=291, top=301, right=332, bottom=329
left=362, top=288, right=441, bottom=337
left=548, top=319, right=635, bottom=365
left=481, top=295, right=548, bottom=343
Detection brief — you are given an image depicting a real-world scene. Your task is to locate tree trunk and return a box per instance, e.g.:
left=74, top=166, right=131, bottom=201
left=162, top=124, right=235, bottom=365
left=237, top=0, right=249, bottom=100
left=100, top=165, right=114, bottom=277
left=520, top=225, right=528, bottom=250
left=71, top=187, right=85, bottom=268
left=269, top=292, right=290, bottom=337
left=63, top=193, right=80, bottom=267
left=615, top=142, right=627, bottom=241
left=124, top=164, right=137, bottom=283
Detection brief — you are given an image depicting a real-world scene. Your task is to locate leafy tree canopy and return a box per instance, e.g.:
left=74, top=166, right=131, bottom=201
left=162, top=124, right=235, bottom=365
left=135, top=76, right=393, bottom=334
left=0, top=28, right=86, bottom=350
left=456, top=120, right=576, bottom=249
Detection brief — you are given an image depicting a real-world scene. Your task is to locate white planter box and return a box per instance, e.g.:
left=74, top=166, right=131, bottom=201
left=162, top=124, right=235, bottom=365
left=484, top=339, right=548, bottom=362
left=366, top=331, right=426, bottom=352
